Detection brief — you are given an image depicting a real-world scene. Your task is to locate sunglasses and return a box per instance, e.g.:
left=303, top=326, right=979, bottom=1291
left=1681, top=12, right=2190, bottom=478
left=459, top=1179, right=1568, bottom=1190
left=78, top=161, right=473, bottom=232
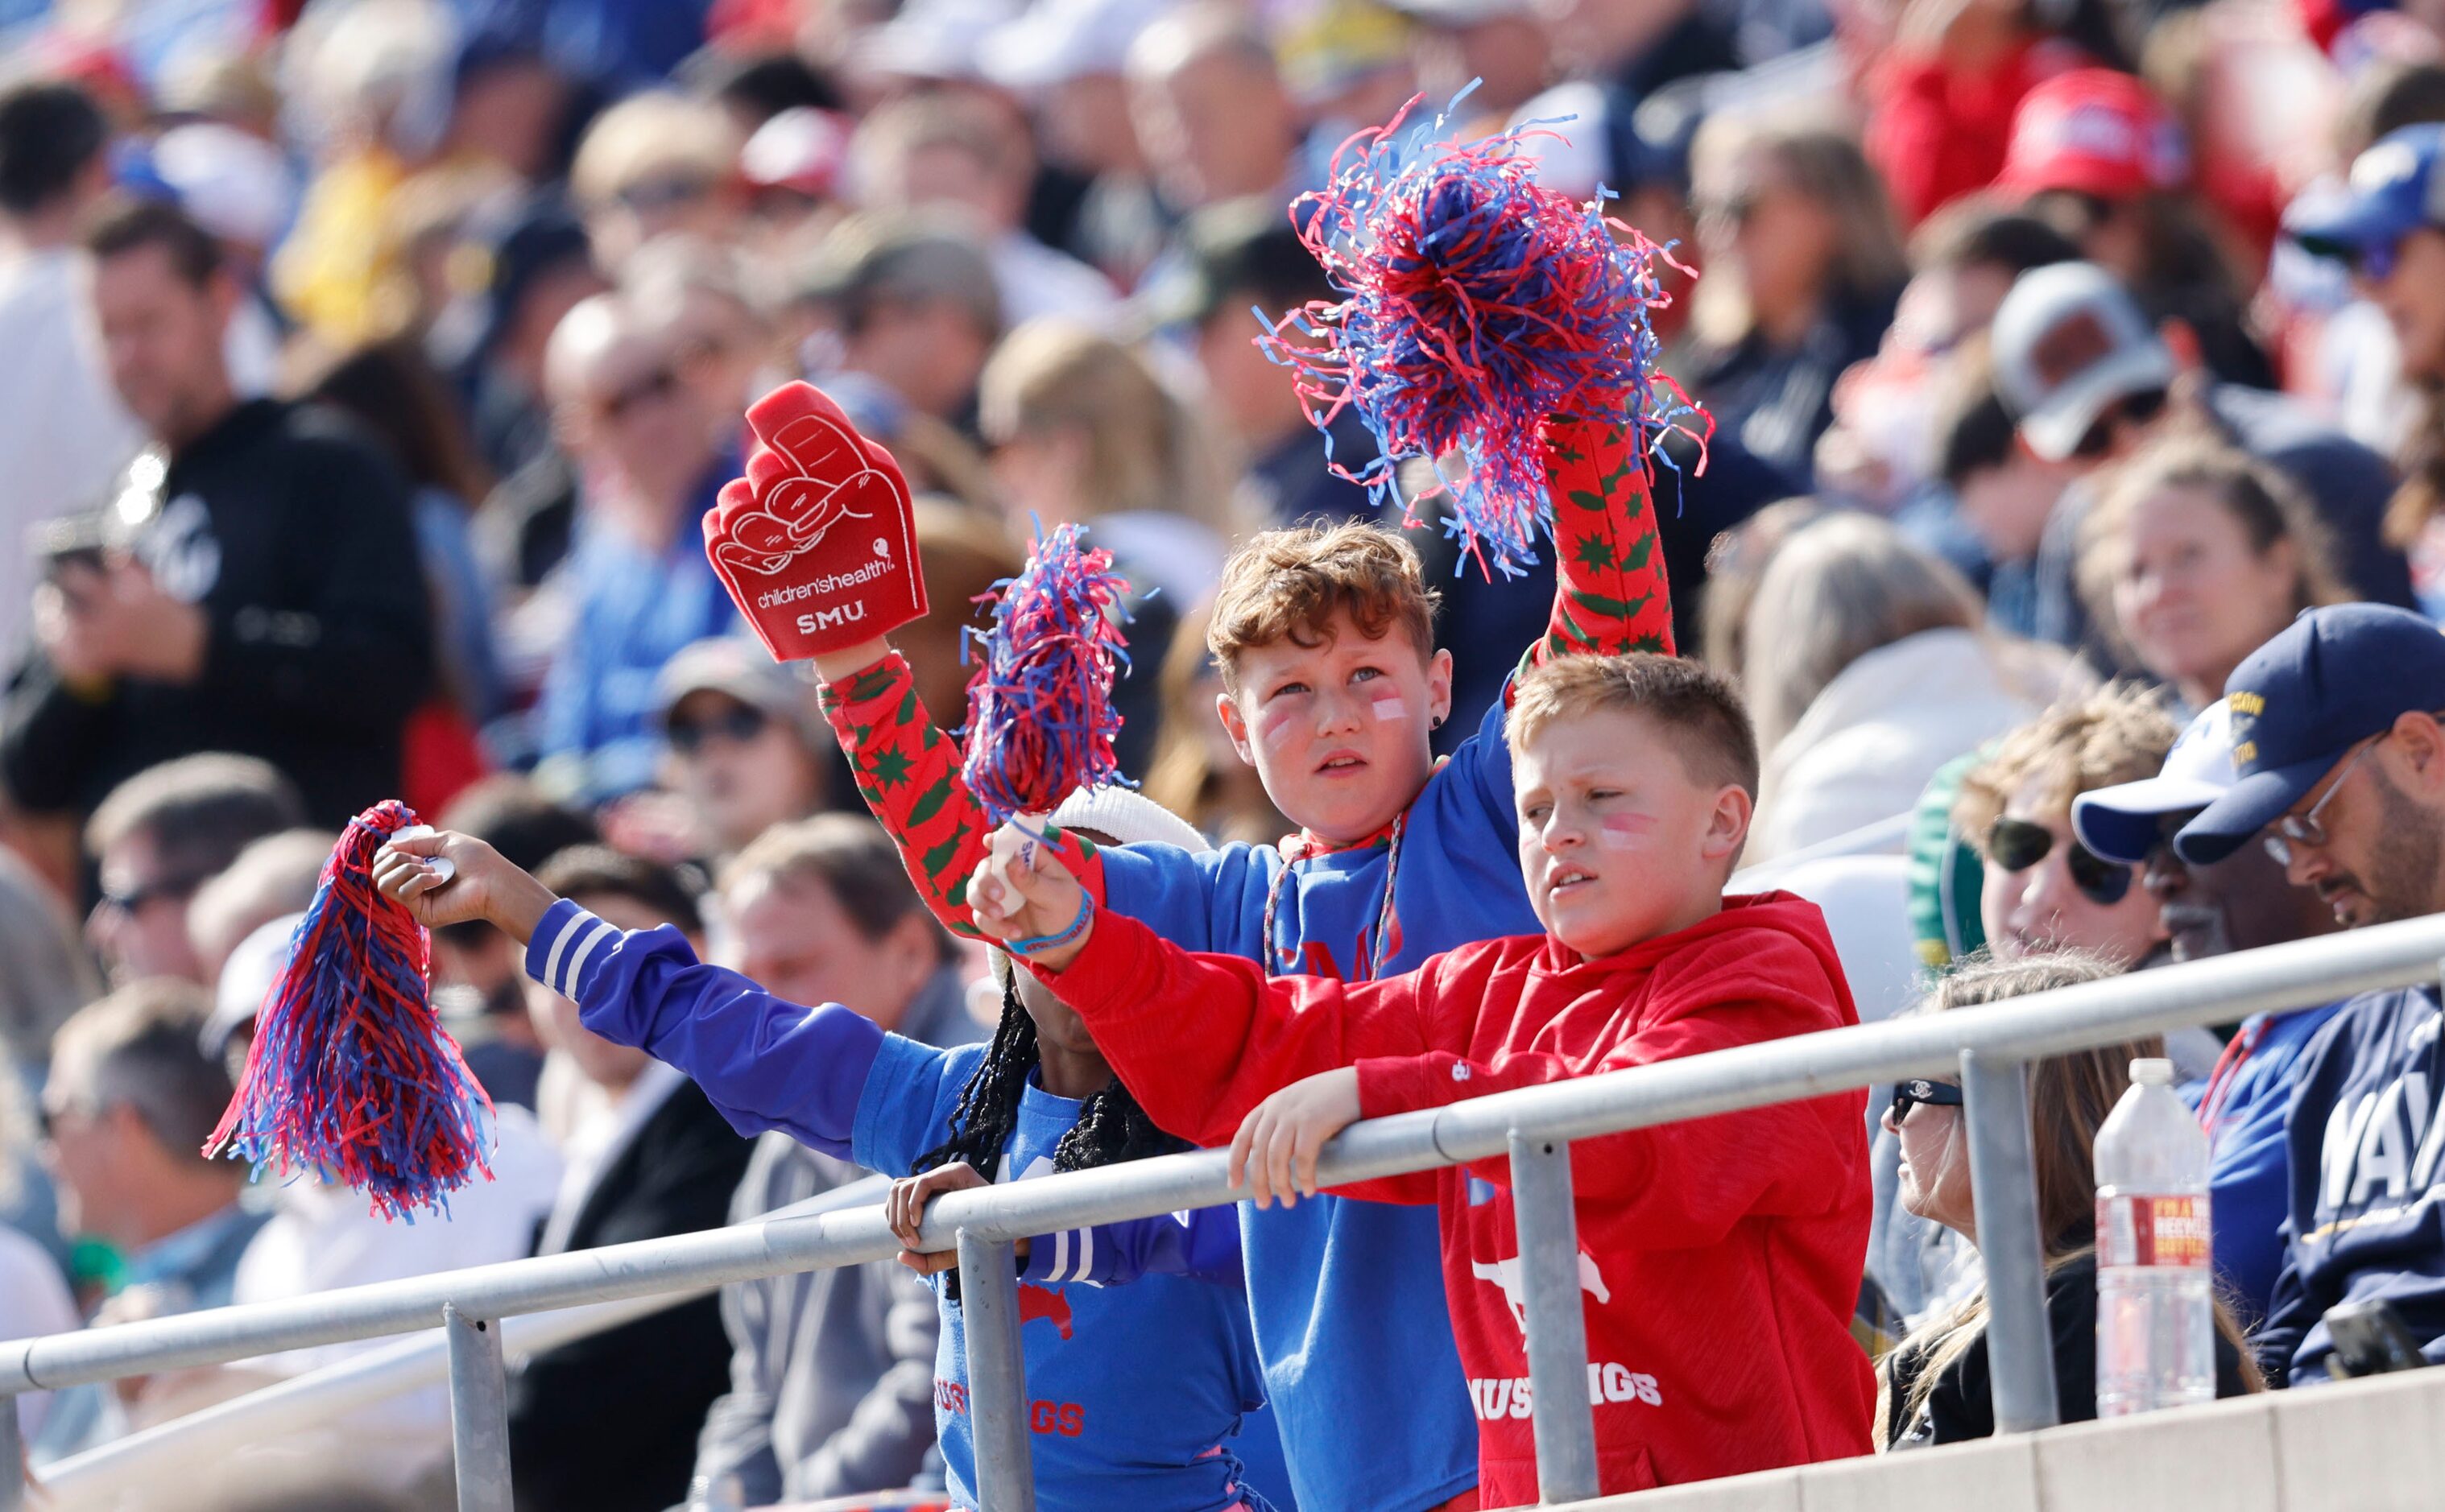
left=1698, top=187, right=1765, bottom=227
left=598, top=366, right=682, bottom=422
left=95, top=874, right=205, bottom=915
left=668, top=703, right=772, bottom=755
left=614, top=174, right=715, bottom=215
left=1891, top=1078, right=1964, bottom=1123
left=2071, top=386, right=2170, bottom=461
left=1986, top=816, right=2136, bottom=906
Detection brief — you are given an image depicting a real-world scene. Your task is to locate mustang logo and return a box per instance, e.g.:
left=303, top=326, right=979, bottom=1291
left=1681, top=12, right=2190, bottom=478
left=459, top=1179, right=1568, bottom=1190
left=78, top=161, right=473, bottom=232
left=1471, top=1250, right=1612, bottom=1336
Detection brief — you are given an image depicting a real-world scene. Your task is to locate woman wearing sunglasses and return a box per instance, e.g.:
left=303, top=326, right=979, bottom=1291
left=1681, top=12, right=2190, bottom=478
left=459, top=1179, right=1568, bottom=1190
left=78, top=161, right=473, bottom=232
left=1876, top=952, right=2261, bottom=1448
left=1953, top=686, right=2178, bottom=967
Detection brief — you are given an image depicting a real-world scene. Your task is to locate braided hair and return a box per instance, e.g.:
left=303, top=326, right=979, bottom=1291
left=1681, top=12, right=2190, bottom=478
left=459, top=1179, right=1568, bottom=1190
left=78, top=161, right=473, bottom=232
left=913, top=969, right=1186, bottom=1177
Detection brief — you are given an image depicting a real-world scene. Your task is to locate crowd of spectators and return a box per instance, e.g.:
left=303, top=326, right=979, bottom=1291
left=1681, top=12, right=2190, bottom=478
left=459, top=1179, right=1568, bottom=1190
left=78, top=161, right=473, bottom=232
left=7, top=0, right=2445, bottom=1504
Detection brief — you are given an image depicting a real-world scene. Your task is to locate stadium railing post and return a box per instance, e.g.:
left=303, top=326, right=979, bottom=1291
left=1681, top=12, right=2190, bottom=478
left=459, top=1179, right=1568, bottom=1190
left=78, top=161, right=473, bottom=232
left=444, top=1303, right=514, bottom=1512
left=1509, top=1130, right=1601, bottom=1504
left=1961, top=1049, right=2062, bottom=1433
left=1, top=1393, right=22, bottom=1512
left=958, top=1231, right=1037, bottom=1511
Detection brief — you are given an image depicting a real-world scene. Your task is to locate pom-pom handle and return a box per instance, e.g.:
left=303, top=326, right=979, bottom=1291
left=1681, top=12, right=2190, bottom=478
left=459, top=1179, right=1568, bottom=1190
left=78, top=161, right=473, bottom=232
left=958, top=523, right=1135, bottom=832
left=206, top=800, right=494, bottom=1221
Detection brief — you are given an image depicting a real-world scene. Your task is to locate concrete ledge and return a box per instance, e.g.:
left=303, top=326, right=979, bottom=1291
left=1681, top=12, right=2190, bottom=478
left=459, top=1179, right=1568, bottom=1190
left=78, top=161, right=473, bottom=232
left=1795, top=1435, right=2038, bottom=1512
left=2272, top=1367, right=2445, bottom=1512
left=2033, top=1390, right=2279, bottom=1512
left=1554, top=1365, right=2445, bottom=1511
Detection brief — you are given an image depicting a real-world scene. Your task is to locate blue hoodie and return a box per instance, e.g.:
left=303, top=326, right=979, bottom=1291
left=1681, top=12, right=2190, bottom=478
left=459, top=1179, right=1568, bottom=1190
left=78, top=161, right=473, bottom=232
left=527, top=901, right=1282, bottom=1511
left=2258, top=984, right=2445, bottom=1382
left=1074, top=687, right=1534, bottom=1512
left=2183, top=1001, right=2348, bottom=1324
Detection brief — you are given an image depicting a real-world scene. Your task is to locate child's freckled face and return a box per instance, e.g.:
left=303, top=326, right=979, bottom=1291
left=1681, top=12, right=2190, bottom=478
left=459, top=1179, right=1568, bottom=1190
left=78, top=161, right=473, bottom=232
left=1219, top=613, right=1452, bottom=845
left=1514, top=710, right=1742, bottom=957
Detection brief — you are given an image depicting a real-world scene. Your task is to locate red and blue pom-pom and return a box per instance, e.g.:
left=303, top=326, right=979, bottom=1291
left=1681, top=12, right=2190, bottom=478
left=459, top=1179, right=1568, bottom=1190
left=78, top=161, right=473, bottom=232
left=1258, top=85, right=1705, bottom=579
left=959, top=523, right=1134, bottom=832
left=206, top=801, right=494, bottom=1221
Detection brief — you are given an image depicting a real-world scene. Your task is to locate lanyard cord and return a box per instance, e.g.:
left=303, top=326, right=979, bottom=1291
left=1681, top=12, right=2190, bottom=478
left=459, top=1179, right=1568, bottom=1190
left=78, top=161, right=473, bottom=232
left=1260, top=807, right=1409, bottom=981
left=2198, top=1018, right=2267, bottom=1148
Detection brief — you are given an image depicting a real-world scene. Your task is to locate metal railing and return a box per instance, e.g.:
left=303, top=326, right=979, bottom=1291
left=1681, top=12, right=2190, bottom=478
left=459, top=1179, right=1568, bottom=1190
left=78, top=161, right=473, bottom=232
left=30, top=1179, right=893, bottom=1503
left=12, top=912, right=2445, bottom=1510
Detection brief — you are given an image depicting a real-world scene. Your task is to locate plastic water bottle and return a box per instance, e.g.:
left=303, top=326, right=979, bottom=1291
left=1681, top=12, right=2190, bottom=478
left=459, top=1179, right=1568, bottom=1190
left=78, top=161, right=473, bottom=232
left=2095, top=1057, right=2215, bottom=1417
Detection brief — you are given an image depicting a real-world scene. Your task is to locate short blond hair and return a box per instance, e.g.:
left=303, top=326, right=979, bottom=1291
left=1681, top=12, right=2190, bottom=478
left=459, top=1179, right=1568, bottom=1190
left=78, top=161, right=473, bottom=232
left=1207, top=522, right=1438, bottom=692
left=1508, top=653, right=1760, bottom=797
left=1954, top=684, right=2178, bottom=847
left=570, top=91, right=737, bottom=209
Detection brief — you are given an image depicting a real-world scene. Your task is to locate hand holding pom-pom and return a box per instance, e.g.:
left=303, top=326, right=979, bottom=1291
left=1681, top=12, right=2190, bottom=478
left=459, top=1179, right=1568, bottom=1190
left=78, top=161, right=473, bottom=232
left=968, top=824, right=1094, bottom=970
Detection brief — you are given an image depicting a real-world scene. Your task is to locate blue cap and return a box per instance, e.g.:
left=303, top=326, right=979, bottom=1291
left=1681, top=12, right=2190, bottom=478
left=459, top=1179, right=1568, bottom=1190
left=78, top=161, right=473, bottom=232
left=2287, top=124, right=2445, bottom=272
left=2173, top=605, right=2445, bottom=865
left=2073, top=699, right=2238, bottom=865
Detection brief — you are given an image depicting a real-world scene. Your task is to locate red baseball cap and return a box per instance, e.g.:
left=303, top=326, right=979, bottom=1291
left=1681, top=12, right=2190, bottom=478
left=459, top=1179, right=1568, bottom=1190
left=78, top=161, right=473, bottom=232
left=1996, top=69, right=2190, bottom=202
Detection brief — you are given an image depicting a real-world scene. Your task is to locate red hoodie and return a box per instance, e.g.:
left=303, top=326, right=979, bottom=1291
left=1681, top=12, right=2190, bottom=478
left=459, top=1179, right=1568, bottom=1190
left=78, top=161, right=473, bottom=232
left=1040, top=892, right=1876, bottom=1503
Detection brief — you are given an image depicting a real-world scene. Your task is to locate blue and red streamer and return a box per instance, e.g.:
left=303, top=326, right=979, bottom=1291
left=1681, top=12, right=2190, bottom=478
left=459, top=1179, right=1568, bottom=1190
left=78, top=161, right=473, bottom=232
left=206, top=800, right=494, bottom=1221
left=1257, top=88, right=1707, bottom=580
left=959, top=523, right=1133, bottom=832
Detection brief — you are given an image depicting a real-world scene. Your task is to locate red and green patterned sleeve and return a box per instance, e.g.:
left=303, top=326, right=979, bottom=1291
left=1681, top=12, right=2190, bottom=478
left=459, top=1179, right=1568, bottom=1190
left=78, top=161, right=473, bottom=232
left=1532, top=412, right=1673, bottom=666
left=817, top=652, right=1102, bottom=939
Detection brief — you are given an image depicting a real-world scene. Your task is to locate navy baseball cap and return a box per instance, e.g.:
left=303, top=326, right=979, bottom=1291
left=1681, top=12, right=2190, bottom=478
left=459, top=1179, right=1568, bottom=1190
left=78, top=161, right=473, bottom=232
left=2173, top=605, right=2445, bottom=865
left=2287, top=124, right=2445, bottom=278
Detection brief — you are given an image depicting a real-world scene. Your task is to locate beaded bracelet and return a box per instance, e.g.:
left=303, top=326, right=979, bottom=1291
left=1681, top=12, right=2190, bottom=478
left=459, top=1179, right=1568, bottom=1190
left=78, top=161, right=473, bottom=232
left=1006, top=891, right=1095, bottom=956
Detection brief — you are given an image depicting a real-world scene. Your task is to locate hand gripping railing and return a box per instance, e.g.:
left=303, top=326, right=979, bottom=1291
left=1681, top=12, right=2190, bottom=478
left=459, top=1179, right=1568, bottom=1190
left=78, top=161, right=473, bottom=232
left=11, top=912, right=2445, bottom=1510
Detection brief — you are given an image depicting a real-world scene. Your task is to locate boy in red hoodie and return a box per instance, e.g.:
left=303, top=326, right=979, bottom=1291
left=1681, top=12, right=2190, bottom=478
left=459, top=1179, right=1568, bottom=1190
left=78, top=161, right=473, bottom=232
left=966, top=652, right=1876, bottom=1502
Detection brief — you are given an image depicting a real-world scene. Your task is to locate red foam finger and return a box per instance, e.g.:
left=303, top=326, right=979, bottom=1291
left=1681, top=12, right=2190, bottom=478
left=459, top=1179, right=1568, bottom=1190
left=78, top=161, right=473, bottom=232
left=707, top=383, right=929, bottom=662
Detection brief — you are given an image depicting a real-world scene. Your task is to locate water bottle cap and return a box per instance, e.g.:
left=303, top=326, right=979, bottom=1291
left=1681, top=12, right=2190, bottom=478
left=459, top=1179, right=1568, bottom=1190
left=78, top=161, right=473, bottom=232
left=2129, top=1057, right=2173, bottom=1085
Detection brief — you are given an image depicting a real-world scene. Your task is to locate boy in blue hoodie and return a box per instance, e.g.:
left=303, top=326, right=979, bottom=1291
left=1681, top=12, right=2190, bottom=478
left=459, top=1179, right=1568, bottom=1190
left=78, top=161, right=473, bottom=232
left=806, top=408, right=1670, bottom=1511
left=2171, top=605, right=2445, bottom=1380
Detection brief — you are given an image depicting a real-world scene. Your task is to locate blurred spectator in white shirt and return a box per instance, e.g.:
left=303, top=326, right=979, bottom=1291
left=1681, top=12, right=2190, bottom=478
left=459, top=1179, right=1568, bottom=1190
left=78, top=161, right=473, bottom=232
left=0, top=1052, right=75, bottom=1447
left=210, top=912, right=561, bottom=1495
left=0, top=81, right=144, bottom=655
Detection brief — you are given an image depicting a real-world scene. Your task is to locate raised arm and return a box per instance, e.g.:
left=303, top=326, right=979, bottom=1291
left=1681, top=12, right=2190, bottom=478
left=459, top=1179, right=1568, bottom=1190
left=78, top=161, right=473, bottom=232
left=1533, top=413, right=1673, bottom=666
left=816, top=648, right=1106, bottom=938
left=526, top=900, right=889, bottom=1158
